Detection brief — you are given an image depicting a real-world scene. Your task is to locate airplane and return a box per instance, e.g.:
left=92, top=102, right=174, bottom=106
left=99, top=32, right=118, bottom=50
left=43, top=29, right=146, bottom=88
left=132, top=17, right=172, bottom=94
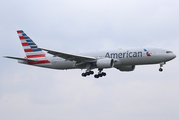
left=4, top=30, right=176, bottom=78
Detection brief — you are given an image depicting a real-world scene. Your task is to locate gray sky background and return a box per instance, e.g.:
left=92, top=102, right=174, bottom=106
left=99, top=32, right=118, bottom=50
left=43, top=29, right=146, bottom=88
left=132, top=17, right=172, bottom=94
left=0, top=0, right=179, bottom=120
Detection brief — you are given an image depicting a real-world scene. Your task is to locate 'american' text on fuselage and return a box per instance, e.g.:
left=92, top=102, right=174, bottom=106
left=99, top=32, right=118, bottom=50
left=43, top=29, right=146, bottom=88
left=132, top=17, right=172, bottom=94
left=105, top=51, right=143, bottom=58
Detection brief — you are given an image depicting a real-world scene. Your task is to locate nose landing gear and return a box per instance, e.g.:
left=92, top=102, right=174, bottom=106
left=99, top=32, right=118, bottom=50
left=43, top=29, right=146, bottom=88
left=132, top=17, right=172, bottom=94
left=159, top=62, right=166, bottom=72
left=159, top=68, right=163, bottom=72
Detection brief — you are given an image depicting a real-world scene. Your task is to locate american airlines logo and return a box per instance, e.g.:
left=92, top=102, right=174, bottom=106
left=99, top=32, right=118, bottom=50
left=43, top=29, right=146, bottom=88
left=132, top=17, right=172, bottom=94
left=105, top=51, right=143, bottom=58
left=144, top=49, right=151, bottom=56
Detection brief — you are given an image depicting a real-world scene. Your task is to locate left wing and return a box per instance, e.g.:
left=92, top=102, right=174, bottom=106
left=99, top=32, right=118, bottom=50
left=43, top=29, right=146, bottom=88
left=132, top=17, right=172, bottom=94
left=39, top=48, right=97, bottom=62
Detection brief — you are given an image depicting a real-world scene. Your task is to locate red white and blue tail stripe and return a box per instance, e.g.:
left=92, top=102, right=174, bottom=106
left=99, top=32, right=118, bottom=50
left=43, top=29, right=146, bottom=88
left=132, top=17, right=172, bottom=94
left=17, top=30, right=51, bottom=65
left=17, top=30, right=46, bottom=59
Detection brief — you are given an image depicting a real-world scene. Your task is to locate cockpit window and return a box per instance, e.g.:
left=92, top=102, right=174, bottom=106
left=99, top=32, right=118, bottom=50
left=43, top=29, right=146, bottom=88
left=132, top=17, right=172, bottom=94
left=166, top=51, right=173, bottom=53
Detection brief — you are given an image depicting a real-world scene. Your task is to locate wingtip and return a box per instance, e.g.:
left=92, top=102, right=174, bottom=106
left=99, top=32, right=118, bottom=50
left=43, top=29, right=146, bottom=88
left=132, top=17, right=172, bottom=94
left=3, top=56, right=9, bottom=58
left=3, top=56, right=14, bottom=59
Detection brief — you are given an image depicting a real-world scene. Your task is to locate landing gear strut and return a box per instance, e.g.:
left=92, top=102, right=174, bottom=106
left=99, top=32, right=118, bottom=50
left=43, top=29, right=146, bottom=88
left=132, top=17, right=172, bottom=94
left=159, top=62, right=165, bottom=72
left=82, top=63, right=94, bottom=77
left=94, top=68, right=106, bottom=78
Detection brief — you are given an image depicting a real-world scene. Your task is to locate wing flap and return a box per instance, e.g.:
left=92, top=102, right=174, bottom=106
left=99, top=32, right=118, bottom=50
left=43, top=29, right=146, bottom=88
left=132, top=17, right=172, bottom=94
left=38, top=48, right=97, bottom=62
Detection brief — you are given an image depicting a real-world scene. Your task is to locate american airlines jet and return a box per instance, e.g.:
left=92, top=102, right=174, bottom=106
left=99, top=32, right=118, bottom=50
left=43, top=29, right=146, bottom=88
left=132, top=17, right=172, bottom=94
left=4, top=30, right=176, bottom=78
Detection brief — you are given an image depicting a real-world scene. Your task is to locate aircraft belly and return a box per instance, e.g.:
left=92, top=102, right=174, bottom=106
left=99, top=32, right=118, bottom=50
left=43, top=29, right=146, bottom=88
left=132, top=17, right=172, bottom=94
left=117, top=55, right=162, bottom=66
left=32, top=63, right=54, bottom=68
left=51, top=60, right=76, bottom=69
left=118, top=57, right=144, bottom=65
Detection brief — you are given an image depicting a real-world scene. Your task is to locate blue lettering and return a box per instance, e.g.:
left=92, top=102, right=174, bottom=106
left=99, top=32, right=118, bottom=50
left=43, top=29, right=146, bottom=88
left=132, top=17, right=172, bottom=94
left=133, top=52, right=137, bottom=57
left=129, top=52, right=133, bottom=58
left=105, top=51, right=142, bottom=58
left=123, top=53, right=126, bottom=58
left=118, top=53, right=122, bottom=58
left=127, top=51, right=129, bottom=58
left=105, top=52, right=110, bottom=58
left=111, top=53, right=118, bottom=58
left=138, top=52, right=142, bottom=57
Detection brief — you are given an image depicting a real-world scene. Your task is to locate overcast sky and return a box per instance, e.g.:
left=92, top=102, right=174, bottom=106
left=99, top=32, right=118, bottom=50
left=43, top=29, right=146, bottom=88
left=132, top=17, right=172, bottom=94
left=0, top=0, right=179, bottom=120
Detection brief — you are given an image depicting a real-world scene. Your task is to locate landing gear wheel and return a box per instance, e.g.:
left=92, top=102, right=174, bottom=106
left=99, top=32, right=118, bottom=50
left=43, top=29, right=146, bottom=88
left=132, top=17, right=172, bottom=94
left=82, top=70, right=94, bottom=77
left=86, top=72, right=90, bottom=76
left=82, top=73, right=87, bottom=77
left=102, top=72, right=106, bottom=76
left=89, top=71, right=94, bottom=75
left=94, top=74, right=99, bottom=78
left=159, top=68, right=163, bottom=72
left=98, top=73, right=103, bottom=77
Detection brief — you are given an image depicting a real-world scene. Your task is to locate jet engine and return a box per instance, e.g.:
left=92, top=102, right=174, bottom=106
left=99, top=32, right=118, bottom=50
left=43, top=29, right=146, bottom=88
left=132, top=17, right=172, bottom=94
left=96, top=58, right=114, bottom=68
left=117, top=65, right=135, bottom=71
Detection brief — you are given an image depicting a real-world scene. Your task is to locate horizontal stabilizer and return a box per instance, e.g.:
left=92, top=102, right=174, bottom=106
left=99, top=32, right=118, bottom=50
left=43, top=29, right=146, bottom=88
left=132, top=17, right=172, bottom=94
left=4, top=56, right=36, bottom=62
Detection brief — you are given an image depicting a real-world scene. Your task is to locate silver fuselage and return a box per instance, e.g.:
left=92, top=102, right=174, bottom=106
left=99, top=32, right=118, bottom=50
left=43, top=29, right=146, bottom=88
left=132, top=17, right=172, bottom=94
left=18, top=47, right=176, bottom=70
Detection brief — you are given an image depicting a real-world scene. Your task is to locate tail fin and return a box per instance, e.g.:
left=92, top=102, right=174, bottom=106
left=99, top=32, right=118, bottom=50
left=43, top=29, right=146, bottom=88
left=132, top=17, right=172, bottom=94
left=17, top=30, right=46, bottom=59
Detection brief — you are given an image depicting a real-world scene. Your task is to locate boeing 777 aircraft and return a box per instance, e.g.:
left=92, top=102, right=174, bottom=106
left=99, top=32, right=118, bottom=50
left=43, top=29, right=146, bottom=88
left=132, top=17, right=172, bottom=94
left=4, top=30, right=176, bottom=78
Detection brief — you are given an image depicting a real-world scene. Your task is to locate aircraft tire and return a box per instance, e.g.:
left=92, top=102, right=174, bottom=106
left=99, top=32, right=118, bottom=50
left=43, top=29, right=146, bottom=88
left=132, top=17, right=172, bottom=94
left=102, top=72, right=106, bottom=76
left=159, top=68, right=163, bottom=72
left=98, top=73, right=103, bottom=77
left=82, top=73, right=87, bottom=77
left=86, top=72, right=90, bottom=75
left=90, top=71, right=94, bottom=75
left=94, top=74, right=99, bottom=78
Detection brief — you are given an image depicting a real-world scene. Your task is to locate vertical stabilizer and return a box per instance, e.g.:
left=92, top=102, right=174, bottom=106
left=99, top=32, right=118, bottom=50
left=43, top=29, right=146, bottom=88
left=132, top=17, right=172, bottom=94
left=17, top=30, right=46, bottom=59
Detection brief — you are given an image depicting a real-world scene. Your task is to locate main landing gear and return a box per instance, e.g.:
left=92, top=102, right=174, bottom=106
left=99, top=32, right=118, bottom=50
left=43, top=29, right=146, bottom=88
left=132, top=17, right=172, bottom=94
left=82, top=71, right=94, bottom=77
left=82, top=63, right=94, bottom=77
left=159, top=62, right=166, bottom=72
left=94, top=68, right=106, bottom=78
left=81, top=68, right=106, bottom=78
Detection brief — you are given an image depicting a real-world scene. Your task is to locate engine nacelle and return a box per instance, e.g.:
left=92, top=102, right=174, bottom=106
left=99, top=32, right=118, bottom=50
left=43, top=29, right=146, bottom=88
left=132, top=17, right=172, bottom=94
left=96, top=58, right=114, bottom=68
left=117, top=65, right=135, bottom=71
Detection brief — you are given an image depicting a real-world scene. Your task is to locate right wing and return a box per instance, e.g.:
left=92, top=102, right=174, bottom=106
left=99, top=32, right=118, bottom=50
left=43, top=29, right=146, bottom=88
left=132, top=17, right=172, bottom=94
left=39, top=48, right=97, bottom=62
left=4, top=56, right=36, bottom=62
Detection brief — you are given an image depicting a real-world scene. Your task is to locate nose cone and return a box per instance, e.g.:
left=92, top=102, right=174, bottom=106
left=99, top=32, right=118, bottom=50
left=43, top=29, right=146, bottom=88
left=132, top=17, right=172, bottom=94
left=172, top=53, right=176, bottom=59
left=169, top=53, right=176, bottom=60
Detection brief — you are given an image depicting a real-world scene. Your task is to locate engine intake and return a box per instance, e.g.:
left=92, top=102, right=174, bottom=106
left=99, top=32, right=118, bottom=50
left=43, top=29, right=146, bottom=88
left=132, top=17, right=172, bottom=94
left=96, top=58, right=114, bottom=68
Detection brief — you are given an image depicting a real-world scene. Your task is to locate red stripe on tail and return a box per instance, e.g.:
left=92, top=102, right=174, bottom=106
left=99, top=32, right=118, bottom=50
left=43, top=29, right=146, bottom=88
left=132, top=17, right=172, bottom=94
left=22, top=43, right=29, bottom=46
left=17, top=31, right=21, bottom=33
left=24, top=49, right=33, bottom=52
left=26, top=54, right=46, bottom=58
left=19, top=36, right=25, bottom=40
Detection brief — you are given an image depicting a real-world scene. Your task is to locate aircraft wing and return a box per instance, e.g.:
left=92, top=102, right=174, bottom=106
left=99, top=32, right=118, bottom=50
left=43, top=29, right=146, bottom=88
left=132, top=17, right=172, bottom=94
left=4, top=56, right=36, bottom=61
left=39, top=48, right=97, bottom=62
